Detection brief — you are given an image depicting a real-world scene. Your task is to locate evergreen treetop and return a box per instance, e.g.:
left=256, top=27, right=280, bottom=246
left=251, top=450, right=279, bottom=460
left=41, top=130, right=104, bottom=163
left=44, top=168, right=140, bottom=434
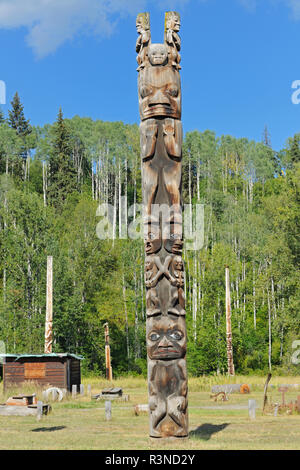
left=0, top=107, right=5, bottom=124
left=8, top=91, right=32, bottom=137
left=48, top=107, right=77, bottom=207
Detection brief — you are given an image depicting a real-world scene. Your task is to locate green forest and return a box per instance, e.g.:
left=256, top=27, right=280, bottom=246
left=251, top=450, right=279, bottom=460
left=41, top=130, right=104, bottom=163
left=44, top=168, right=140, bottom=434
left=0, top=92, right=299, bottom=377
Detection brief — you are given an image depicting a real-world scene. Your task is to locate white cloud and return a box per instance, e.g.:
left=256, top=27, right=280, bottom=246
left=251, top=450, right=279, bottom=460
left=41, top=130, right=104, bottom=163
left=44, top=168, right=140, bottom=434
left=0, top=0, right=151, bottom=58
left=286, top=0, right=300, bottom=20
left=0, top=0, right=190, bottom=58
left=238, top=0, right=257, bottom=12
left=0, top=0, right=299, bottom=58
left=238, top=0, right=300, bottom=19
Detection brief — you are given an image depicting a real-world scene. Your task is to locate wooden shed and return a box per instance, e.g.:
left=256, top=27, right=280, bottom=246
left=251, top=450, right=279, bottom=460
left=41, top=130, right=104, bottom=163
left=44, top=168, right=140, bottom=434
left=0, top=353, right=83, bottom=392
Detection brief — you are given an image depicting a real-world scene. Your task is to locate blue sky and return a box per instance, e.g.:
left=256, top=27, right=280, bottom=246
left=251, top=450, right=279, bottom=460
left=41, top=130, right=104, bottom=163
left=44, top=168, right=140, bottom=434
left=1, top=0, right=300, bottom=151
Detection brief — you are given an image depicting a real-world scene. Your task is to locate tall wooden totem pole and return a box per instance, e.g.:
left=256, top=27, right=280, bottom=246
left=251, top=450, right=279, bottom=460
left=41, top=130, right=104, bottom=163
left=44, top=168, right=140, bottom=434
left=136, top=11, right=188, bottom=438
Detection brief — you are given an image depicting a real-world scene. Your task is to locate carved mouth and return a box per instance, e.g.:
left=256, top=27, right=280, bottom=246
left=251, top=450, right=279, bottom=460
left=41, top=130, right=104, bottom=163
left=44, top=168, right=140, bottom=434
left=151, top=349, right=180, bottom=359
left=148, top=102, right=171, bottom=107
left=143, top=105, right=177, bottom=118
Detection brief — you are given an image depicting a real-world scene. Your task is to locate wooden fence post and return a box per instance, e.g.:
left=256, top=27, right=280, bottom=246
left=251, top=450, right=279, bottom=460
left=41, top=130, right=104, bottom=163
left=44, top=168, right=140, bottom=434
left=248, top=399, right=256, bottom=419
left=105, top=400, right=112, bottom=421
left=37, top=401, right=43, bottom=421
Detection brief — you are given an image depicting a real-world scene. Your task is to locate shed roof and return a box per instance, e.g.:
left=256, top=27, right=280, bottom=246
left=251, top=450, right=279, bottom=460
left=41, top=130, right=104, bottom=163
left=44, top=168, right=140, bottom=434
left=0, top=353, right=84, bottom=361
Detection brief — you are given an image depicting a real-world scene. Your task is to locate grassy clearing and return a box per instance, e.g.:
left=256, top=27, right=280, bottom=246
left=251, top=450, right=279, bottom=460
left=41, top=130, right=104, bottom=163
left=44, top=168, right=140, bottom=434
left=0, top=375, right=299, bottom=450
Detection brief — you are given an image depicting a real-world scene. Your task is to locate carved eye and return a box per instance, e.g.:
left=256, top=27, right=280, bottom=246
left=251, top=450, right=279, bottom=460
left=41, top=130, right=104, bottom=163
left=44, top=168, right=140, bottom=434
left=169, top=330, right=183, bottom=341
left=150, top=333, right=160, bottom=341
left=170, top=233, right=180, bottom=240
left=140, top=86, right=152, bottom=98
left=149, top=232, right=157, bottom=240
left=167, top=87, right=178, bottom=97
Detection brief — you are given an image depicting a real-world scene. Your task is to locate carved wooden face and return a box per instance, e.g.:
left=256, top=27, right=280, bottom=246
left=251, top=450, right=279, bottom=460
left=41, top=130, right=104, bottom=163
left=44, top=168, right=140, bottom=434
left=164, top=237, right=183, bottom=255
left=138, top=63, right=181, bottom=120
left=145, top=256, right=155, bottom=271
left=147, top=316, right=186, bottom=360
left=144, top=223, right=161, bottom=254
left=173, top=255, right=183, bottom=271
left=148, top=44, right=168, bottom=66
left=163, top=220, right=183, bottom=255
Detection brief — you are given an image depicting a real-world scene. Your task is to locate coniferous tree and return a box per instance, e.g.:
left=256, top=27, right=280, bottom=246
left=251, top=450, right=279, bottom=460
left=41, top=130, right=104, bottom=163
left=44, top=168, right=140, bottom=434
left=8, top=92, right=31, bottom=138
left=7, top=92, right=33, bottom=179
left=0, top=107, right=5, bottom=124
left=262, top=124, right=271, bottom=148
left=289, top=134, right=300, bottom=166
left=48, top=108, right=77, bottom=207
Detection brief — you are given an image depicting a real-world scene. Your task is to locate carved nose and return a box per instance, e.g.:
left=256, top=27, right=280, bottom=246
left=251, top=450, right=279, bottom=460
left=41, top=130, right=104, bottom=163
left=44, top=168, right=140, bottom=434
left=148, top=90, right=170, bottom=106
left=158, top=336, right=172, bottom=348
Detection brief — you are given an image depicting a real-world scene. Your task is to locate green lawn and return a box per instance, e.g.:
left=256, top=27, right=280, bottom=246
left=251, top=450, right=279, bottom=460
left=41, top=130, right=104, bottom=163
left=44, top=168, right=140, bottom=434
left=0, top=375, right=299, bottom=450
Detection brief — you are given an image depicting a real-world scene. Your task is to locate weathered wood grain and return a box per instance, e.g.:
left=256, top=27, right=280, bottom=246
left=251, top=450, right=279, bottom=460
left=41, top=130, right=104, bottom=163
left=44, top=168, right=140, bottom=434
left=136, top=11, right=188, bottom=438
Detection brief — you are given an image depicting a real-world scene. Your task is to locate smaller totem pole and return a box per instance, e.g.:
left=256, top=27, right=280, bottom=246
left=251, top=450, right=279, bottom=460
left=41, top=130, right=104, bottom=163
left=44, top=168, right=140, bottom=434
left=225, top=266, right=235, bottom=376
left=44, top=256, right=53, bottom=354
left=104, top=322, right=113, bottom=381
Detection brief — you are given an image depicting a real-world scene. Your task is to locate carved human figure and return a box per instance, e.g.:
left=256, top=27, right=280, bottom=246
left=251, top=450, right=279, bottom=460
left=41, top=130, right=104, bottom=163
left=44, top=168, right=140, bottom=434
left=136, top=13, right=151, bottom=71
left=165, top=11, right=181, bottom=69
left=145, top=256, right=160, bottom=316
left=169, top=255, right=186, bottom=315
left=145, top=255, right=173, bottom=288
left=147, top=315, right=188, bottom=436
left=171, top=256, right=184, bottom=288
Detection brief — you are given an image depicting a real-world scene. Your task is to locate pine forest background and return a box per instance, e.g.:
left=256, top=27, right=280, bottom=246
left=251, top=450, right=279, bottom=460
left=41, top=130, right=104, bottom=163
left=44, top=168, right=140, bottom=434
left=0, top=93, right=299, bottom=377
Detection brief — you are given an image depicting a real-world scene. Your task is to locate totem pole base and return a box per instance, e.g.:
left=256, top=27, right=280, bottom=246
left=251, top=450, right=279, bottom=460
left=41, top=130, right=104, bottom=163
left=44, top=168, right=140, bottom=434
left=149, top=436, right=189, bottom=442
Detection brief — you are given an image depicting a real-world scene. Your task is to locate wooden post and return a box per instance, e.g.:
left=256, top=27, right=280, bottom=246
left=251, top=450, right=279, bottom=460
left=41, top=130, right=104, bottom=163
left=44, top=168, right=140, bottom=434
left=104, top=323, right=113, bottom=381
left=37, top=401, right=43, bottom=421
left=248, top=399, right=256, bottom=420
left=262, top=373, right=272, bottom=414
left=105, top=400, right=112, bottom=421
left=44, top=256, right=53, bottom=354
left=225, top=266, right=235, bottom=376
left=136, top=12, right=188, bottom=438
